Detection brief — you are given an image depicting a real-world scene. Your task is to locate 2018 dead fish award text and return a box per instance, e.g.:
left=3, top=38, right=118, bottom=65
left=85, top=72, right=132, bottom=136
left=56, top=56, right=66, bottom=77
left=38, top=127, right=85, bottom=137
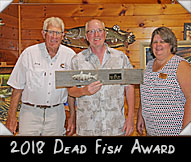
left=10, top=138, right=175, bottom=155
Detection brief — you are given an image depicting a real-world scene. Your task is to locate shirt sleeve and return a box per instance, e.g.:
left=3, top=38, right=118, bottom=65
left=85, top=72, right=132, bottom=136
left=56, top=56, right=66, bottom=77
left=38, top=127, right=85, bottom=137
left=7, top=50, right=27, bottom=89
left=123, top=53, right=133, bottom=69
left=65, top=48, right=76, bottom=70
left=71, top=54, right=79, bottom=70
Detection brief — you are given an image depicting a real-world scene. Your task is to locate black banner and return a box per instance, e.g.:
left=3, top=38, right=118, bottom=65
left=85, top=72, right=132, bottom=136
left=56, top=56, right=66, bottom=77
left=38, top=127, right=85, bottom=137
left=0, top=136, right=190, bottom=161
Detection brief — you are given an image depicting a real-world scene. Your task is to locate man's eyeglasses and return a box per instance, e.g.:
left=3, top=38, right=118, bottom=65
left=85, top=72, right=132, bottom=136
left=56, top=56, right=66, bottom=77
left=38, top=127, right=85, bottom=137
left=44, top=30, right=63, bottom=36
left=86, top=28, right=105, bottom=35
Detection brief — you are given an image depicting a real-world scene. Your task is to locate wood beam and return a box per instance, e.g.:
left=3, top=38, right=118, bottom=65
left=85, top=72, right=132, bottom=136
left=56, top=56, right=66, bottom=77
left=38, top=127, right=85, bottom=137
left=12, top=0, right=178, bottom=4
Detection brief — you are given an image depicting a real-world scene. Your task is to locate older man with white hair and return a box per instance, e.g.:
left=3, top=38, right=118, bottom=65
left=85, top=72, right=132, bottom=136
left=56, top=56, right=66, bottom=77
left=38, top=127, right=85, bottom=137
left=6, top=17, right=76, bottom=136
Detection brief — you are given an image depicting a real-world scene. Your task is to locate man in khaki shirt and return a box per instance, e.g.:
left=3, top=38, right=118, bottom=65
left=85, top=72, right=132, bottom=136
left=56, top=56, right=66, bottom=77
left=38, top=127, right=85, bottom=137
left=6, top=17, right=76, bottom=136
left=68, top=19, right=135, bottom=136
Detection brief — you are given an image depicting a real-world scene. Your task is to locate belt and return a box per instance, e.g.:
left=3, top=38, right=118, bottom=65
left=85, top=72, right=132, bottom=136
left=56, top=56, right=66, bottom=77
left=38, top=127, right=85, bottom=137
left=23, top=102, right=60, bottom=108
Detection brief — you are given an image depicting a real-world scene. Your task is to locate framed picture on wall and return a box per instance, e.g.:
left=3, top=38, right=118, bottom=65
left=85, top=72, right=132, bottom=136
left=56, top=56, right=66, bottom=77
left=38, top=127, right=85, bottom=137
left=184, top=23, right=191, bottom=40
left=0, top=64, right=17, bottom=124
left=140, top=40, right=191, bottom=69
left=0, top=72, right=12, bottom=123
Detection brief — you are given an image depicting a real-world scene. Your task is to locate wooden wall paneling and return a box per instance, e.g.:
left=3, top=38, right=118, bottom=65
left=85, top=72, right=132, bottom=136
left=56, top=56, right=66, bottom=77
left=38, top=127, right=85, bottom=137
left=19, top=3, right=189, bottom=72
left=0, top=38, right=18, bottom=51
left=129, top=27, right=184, bottom=40
left=20, top=4, right=134, bottom=18
left=0, top=49, right=19, bottom=65
left=45, top=4, right=134, bottom=17
left=20, top=39, right=44, bottom=51
left=13, top=0, right=177, bottom=4
left=20, top=5, right=46, bottom=18
left=21, top=18, right=44, bottom=29
left=0, top=13, right=18, bottom=28
left=20, top=4, right=189, bottom=26
left=0, top=26, right=18, bottom=39
left=0, top=38, right=18, bottom=64
left=1, top=4, right=18, bottom=17
left=133, top=4, right=188, bottom=15
left=0, top=4, right=19, bottom=66
left=20, top=4, right=186, bottom=18
left=20, top=14, right=191, bottom=30
left=21, top=29, right=42, bottom=39
left=18, top=3, right=189, bottom=136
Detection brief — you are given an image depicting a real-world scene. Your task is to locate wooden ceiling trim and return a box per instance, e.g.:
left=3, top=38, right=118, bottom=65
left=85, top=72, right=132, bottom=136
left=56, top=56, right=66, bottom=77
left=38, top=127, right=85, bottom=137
left=13, top=0, right=178, bottom=4
left=19, top=4, right=187, bottom=18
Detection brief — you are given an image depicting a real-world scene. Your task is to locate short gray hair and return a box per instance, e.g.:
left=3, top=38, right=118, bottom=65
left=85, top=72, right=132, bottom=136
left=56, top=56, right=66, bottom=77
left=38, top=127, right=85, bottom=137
left=85, top=19, right=105, bottom=32
left=43, top=17, right=64, bottom=32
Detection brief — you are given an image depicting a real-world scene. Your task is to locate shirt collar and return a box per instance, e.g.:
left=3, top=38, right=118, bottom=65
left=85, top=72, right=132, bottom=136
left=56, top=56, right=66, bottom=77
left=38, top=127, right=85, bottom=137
left=40, top=42, right=60, bottom=60
left=83, top=43, right=111, bottom=61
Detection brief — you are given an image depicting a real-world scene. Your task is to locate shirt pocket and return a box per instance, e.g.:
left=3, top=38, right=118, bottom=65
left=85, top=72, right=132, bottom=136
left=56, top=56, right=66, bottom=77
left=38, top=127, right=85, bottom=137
left=27, top=68, right=45, bottom=89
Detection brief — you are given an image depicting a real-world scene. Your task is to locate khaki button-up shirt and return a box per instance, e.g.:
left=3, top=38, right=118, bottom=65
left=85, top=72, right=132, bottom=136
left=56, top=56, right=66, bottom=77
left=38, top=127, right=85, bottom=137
left=8, top=43, right=76, bottom=105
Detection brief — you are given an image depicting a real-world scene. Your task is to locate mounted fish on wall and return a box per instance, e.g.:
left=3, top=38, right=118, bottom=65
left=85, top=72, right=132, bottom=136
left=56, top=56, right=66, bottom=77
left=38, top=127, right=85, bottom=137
left=62, top=25, right=135, bottom=48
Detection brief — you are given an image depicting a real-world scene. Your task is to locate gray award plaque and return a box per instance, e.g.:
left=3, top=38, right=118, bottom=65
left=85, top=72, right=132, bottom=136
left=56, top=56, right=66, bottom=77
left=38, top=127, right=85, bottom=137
left=55, top=69, right=144, bottom=88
